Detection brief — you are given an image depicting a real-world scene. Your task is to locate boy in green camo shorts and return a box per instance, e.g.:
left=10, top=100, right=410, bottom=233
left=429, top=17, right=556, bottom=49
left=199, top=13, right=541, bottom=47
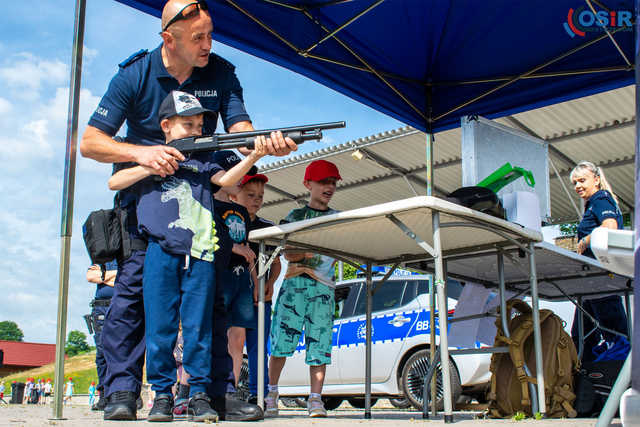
left=265, top=160, right=341, bottom=418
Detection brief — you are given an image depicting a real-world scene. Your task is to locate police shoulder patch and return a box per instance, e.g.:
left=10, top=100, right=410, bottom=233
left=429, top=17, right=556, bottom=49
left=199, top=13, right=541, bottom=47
left=118, top=49, right=149, bottom=68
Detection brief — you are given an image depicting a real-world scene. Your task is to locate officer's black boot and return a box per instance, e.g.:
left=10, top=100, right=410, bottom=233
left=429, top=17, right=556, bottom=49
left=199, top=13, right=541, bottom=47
left=103, top=391, right=137, bottom=421
left=92, top=389, right=107, bottom=411
left=212, top=392, right=264, bottom=421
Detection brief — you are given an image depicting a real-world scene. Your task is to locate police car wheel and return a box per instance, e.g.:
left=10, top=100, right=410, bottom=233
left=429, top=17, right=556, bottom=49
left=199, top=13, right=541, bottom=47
left=321, top=397, right=343, bottom=410
left=400, top=349, right=461, bottom=411
left=280, top=398, right=300, bottom=408
left=347, top=397, right=378, bottom=409
left=388, top=397, right=412, bottom=409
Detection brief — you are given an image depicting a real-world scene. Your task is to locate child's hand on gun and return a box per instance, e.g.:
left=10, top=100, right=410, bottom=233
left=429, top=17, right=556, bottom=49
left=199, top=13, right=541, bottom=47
left=232, top=243, right=256, bottom=265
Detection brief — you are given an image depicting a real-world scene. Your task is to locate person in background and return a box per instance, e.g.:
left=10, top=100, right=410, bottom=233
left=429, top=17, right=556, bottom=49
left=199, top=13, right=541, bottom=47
left=209, top=151, right=263, bottom=422
left=86, top=261, right=117, bottom=410
left=24, top=378, right=33, bottom=404
left=63, top=378, right=74, bottom=405
left=266, top=160, right=342, bottom=418
left=42, top=379, right=52, bottom=406
left=569, top=161, right=628, bottom=362
left=0, top=382, right=6, bottom=404
left=89, top=382, right=97, bottom=407
left=230, top=174, right=281, bottom=403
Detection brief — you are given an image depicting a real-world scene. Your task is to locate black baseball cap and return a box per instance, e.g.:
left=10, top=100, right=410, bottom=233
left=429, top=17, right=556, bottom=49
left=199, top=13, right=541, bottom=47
left=158, top=90, right=214, bottom=122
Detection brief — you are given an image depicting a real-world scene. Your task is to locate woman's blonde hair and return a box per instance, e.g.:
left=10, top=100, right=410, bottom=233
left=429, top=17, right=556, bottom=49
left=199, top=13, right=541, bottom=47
left=570, top=161, right=618, bottom=205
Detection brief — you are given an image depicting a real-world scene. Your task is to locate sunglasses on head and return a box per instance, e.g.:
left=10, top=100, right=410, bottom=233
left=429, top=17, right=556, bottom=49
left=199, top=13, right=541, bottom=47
left=162, top=0, right=209, bottom=32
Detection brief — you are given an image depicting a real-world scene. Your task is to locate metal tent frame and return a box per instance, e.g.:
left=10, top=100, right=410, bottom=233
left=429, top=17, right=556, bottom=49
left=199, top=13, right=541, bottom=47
left=53, top=0, right=639, bottom=421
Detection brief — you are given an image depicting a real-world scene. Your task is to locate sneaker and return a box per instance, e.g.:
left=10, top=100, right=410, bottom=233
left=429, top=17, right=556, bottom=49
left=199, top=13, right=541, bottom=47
left=264, top=391, right=279, bottom=417
left=103, top=391, right=137, bottom=421
left=148, top=393, right=173, bottom=422
left=188, top=392, right=219, bottom=423
left=307, top=396, right=327, bottom=418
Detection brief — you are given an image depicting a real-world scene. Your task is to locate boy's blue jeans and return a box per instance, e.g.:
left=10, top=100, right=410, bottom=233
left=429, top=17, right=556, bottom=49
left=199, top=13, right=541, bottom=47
left=143, top=241, right=215, bottom=395
left=246, top=302, right=271, bottom=396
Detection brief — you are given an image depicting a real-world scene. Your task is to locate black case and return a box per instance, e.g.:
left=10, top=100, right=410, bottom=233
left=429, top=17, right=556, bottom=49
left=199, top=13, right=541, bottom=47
left=446, top=186, right=505, bottom=219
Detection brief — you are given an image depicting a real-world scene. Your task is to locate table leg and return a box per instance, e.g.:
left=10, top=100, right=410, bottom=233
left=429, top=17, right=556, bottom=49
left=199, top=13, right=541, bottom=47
left=365, top=263, right=372, bottom=419
left=433, top=211, right=453, bottom=423
left=528, top=242, right=546, bottom=416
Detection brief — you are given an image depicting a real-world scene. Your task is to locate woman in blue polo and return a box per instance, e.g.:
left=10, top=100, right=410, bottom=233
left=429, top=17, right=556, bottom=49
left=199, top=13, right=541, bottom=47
left=569, top=161, right=627, bottom=363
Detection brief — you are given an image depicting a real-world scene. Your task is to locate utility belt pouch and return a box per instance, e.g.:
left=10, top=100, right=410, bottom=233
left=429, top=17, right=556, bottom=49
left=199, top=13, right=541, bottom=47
left=83, top=314, right=94, bottom=335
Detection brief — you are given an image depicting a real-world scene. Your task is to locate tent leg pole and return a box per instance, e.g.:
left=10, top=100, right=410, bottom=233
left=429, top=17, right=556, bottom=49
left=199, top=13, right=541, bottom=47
left=433, top=211, right=453, bottom=423
left=429, top=270, right=437, bottom=417
left=257, top=241, right=266, bottom=410
left=52, top=237, right=72, bottom=419
left=528, top=242, right=546, bottom=416
left=426, top=130, right=438, bottom=417
left=425, top=132, right=434, bottom=197
left=365, top=263, right=372, bottom=419
left=52, top=0, right=85, bottom=419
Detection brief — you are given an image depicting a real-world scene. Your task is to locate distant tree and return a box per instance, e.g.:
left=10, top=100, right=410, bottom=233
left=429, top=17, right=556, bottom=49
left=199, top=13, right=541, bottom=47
left=341, top=263, right=357, bottom=280
left=0, top=321, right=24, bottom=341
left=65, top=330, right=90, bottom=356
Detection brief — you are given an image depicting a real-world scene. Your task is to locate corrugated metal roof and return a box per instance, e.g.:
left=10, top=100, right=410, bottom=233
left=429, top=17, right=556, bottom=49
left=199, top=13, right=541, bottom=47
left=258, top=86, right=635, bottom=225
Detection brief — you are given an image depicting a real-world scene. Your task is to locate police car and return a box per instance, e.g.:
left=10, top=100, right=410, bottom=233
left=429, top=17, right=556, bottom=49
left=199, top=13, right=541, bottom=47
left=276, top=274, right=491, bottom=410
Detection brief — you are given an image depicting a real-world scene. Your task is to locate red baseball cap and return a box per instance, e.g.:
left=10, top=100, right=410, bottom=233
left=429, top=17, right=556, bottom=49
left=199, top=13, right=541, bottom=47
left=240, top=173, right=269, bottom=186
left=304, top=160, right=341, bottom=182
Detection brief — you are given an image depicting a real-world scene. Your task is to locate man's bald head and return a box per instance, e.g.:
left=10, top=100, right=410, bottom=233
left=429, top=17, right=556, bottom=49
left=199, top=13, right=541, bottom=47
left=161, top=0, right=209, bottom=32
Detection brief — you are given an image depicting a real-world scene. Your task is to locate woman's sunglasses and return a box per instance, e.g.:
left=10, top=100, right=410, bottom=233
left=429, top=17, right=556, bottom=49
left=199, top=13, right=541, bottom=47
left=162, top=0, right=209, bottom=32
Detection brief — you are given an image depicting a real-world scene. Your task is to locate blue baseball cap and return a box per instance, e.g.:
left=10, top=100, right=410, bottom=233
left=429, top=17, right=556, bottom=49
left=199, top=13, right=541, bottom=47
left=158, top=90, right=214, bottom=122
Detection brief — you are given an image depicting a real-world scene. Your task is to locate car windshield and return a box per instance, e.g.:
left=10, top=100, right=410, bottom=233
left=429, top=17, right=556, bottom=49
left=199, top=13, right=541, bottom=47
left=353, top=279, right=408, bottom=316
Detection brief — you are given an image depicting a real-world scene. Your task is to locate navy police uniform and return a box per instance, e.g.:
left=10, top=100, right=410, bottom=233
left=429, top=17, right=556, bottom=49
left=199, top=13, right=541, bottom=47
left=87, top=45, right=251, bottom=399
left=91, top=260, right=116, bottom=395
left=571, top=189, right=627, bottom=362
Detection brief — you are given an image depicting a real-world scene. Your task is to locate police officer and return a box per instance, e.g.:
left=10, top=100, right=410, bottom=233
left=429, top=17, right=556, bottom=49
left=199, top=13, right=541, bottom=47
left=86, top=261, right=116, bottom=411
left=80, top=0, right=297, bottom=421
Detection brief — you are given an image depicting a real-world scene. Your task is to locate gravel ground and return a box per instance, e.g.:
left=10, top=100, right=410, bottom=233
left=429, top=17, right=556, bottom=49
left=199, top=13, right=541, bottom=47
left=0, top=401, right=614, bottom=426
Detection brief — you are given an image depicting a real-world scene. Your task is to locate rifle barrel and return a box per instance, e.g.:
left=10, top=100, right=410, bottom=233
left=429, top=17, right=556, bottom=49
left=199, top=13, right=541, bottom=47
left=216, top=121, right=345, bottom=142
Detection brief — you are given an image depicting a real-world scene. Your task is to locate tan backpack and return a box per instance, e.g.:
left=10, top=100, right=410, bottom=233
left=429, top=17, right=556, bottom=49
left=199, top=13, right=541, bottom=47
left=487, top=299, right=579, bottom=418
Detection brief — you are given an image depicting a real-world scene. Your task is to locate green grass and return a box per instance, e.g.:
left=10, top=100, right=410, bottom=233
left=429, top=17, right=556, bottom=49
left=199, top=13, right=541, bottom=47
left=1, top=351, right=99, bottom=396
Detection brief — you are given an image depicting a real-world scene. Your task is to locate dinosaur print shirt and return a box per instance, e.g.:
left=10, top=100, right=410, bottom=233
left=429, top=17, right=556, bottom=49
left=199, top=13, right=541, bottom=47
left=135, top=153, right=222, bottom=262
left=281, top=205, right=338, bottom=287
left=214, top=199, right=250, bottom=269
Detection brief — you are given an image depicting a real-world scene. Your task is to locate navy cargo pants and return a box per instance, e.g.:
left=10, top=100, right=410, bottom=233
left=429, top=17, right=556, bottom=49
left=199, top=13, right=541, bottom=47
left=101, top=250, right=146, bottom=397
left=91, top=300, right=110, bottom=393
left=209, top=278, right=237, bottom=397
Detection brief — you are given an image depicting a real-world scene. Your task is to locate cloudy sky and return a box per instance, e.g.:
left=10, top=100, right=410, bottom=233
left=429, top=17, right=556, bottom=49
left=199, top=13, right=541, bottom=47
left=1, top=1, right=406, bottom=343
left=2, top=2, right=577, bottom=344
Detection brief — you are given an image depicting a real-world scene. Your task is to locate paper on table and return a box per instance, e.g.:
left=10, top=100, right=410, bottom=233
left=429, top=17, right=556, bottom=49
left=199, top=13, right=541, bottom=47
left=448, top=282, right=491, bottom=348
left=477, top=290, right=518, bottom=345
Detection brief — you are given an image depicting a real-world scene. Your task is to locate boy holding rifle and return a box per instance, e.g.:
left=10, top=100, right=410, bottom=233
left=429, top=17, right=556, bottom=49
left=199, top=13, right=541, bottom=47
left=108, top=90, right=266, bottom=423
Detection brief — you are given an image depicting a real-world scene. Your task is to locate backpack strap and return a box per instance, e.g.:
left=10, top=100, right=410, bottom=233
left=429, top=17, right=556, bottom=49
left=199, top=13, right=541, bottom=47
left=506, top=304, right=553, bottom=407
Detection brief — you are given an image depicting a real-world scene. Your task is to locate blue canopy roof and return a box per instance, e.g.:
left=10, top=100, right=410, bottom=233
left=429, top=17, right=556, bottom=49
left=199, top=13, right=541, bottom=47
left=115, top=0, right=634, bottom=133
